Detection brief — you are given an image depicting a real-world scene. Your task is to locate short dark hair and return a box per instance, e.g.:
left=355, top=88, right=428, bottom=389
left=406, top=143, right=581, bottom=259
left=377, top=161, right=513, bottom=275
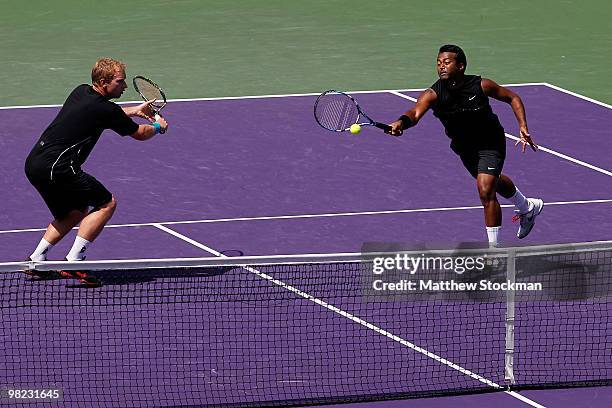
left=438, top=44, right=467, bottom=69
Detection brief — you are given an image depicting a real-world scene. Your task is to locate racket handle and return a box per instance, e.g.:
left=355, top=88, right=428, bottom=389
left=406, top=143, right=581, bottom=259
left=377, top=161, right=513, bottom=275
left=154, top=113, right=160, bottom=121
left=374, top=122, right=392, bottom=133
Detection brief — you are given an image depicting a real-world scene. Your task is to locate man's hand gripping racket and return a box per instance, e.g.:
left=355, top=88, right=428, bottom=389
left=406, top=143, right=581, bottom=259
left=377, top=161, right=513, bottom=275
left=133, top=75, right=168, bottom=133
left=314, top=90, right=392, bottom=133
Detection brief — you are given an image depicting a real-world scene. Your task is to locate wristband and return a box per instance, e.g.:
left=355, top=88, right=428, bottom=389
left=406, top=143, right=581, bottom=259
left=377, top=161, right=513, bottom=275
left=398, top=115, right=414, bottom=130
left=151, top=122, right=162, bottom=134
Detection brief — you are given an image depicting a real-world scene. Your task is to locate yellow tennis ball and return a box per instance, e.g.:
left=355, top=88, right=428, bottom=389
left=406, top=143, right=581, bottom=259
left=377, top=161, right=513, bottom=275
left=349, top=124, right=361, bottom=134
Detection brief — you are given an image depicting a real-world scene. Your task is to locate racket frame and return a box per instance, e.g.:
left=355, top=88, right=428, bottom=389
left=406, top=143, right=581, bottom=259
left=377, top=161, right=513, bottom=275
left=314, top=90, right=392, bottom=133
left=132, top=75, right=167, bottom=116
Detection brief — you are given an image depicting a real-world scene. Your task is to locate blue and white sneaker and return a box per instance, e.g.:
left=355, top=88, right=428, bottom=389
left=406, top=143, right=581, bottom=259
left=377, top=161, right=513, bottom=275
left=513, top=198, right=544, bottom=239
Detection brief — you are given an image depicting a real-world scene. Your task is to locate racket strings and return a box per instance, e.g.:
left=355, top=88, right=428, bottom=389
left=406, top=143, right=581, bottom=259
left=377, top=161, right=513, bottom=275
left=134, top=79, right=165, bottom=108
left=315, top=93, right=359, bottom=131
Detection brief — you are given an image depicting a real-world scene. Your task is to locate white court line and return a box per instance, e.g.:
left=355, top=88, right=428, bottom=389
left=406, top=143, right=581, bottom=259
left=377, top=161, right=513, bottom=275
left=0, top=82, right=606, bottom=112
left=542, top=83, right=612, bottom=110
left=506, top=392, right=547, bottom=408
left=393, top=82, right=612, bottom=111
left=2, top=198, right=611, bottom=235
left=151, top=223, right=221, bottom=255
left=0, top=83, right=546, bottom=110
left=0, top=103, right=66, bottom=110
left=503, top=133, right=612, bottom=177
left=152, top=224, right=546, bottom=408
left=0, top=89, right=419, bottom=110
left=389, top=90, right=417, bottom=100
left=388, top=92, right=612, bottom=178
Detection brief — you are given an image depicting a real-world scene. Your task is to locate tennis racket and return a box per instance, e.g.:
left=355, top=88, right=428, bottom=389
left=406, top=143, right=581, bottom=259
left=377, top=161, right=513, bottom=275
left=314, top=90, right=392, bottom=133
left=133, top=75, right=167, bottom=121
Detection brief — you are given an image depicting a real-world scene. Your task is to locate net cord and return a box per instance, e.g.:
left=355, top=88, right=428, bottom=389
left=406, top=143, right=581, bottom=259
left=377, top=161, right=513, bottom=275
left=2, top=240, right=612, bottom=273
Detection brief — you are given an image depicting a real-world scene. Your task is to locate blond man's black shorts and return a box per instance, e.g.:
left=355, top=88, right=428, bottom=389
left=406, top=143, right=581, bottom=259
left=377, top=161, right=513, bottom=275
left=28, top=171, right=112, bottom=219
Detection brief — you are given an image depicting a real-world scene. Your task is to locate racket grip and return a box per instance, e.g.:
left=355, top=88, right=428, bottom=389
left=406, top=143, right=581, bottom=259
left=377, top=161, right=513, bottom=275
left=374, top=122, right=392, bottom=133
left=154, top=113, right=160, bottom=121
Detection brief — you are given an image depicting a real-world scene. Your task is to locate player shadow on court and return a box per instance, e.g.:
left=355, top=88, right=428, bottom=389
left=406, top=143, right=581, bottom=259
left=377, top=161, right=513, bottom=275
left=92, top=249, right=247, bottom=287
left=24, top=265, right=238, bottom=288
left=91, top=265, right=239, bottom=286
left=514, top=254, right=608, bottom=301
left=25, top=250, right=247, bottom=288
left=363, top=241, right=610, bottom=302
left=451, top=242, right=610, bottom=302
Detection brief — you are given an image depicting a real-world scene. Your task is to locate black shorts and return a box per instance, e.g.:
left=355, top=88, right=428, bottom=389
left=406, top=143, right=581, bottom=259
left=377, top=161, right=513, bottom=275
left=449, top=131, right=507, bottom=178
left=28, top=171, right=112, bottom=219
left=453, top=147, right=505, bottom=178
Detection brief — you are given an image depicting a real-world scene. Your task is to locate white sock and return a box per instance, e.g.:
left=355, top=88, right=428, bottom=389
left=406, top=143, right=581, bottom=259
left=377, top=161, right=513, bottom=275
left=66, top=236, right=91, bottom=261
left=30, top=238, right=53, bottom=261
left=486, top=226, right=501, bottom=247
left=508, top=188, right=531, bottom=214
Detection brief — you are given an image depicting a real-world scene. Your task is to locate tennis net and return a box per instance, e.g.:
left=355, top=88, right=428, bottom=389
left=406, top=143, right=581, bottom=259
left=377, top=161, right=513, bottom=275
left=1, top=241, right=611, bottom=407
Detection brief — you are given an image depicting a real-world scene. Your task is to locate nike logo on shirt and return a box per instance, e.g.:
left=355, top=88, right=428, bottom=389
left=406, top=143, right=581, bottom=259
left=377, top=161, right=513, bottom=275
left=468, top=95, right=476, bottom=101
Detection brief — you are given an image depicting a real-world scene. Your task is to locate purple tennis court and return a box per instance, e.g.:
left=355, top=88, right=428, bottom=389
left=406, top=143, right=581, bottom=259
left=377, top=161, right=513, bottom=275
left=0, top=84, right=611, bottom=407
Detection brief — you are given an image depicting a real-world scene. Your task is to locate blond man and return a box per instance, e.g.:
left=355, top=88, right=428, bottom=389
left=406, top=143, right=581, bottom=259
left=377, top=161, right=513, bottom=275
left=25, top=58, right=168, bottom=267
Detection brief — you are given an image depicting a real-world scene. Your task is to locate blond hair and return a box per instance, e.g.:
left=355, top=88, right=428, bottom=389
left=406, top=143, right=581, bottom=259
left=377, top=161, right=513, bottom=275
left=91, top=58, right=126, bottom=85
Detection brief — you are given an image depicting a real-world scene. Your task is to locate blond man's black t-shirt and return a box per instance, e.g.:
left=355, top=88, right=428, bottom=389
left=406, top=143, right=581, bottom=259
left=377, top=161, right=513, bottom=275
left=25, top=85, right=139, bottom=218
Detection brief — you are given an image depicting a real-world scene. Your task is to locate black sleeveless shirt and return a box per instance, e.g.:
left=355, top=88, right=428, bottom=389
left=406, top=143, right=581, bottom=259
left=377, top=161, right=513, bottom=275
left=430, top=75, right=504, bottom=150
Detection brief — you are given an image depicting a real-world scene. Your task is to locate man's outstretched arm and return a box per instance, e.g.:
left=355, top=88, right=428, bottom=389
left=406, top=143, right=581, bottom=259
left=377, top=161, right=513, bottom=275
left=387, top=88, right=436, bottom=136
